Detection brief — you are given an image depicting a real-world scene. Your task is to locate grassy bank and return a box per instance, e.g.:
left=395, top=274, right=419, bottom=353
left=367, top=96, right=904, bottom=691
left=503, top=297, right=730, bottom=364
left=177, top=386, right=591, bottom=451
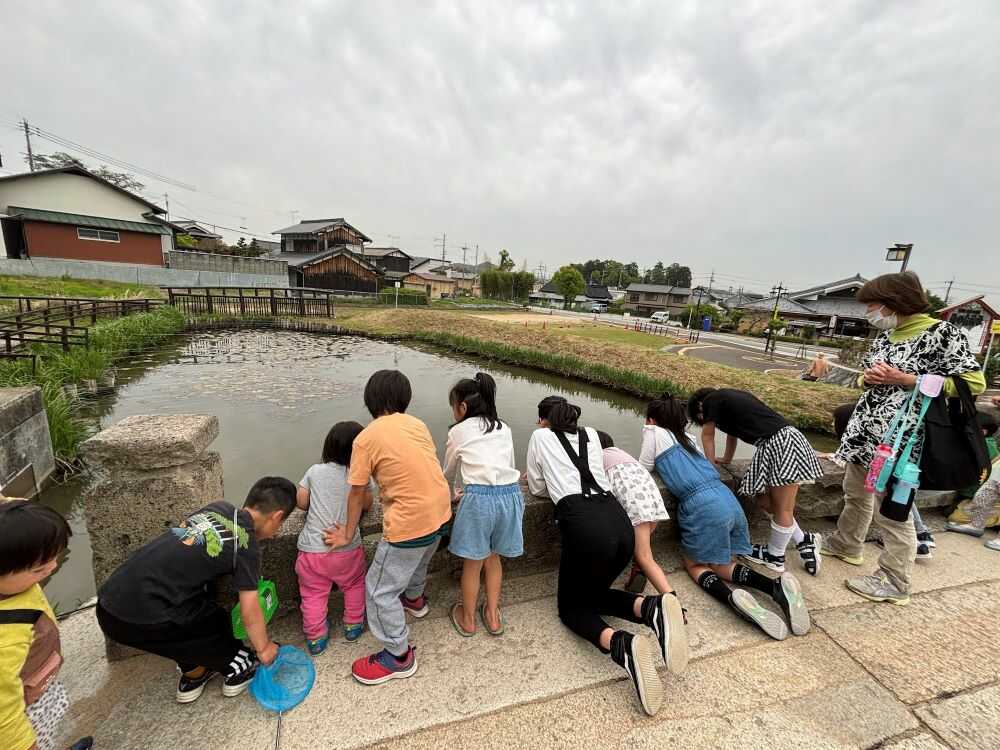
left=333, top=308, right=855, bottom=433
left=0, top=306, right=185, bottom=464
left=0, top=275, right=161, bottom=311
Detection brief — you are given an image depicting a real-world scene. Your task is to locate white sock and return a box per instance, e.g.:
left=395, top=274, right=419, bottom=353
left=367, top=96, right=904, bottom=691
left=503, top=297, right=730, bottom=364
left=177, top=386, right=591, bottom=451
left=768, top=521, right=795, bottom=557
left=791, top=521, right=806, bottom=545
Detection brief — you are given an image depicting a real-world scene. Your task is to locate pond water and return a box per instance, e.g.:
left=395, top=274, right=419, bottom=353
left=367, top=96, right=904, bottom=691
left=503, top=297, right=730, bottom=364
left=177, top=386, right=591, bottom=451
left=39, top=329, right=837, bottom=614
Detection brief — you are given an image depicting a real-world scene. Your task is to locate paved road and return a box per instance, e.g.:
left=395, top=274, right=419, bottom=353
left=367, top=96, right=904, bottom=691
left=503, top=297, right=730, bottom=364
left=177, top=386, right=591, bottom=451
left=526, top=306, right=838, bottom=372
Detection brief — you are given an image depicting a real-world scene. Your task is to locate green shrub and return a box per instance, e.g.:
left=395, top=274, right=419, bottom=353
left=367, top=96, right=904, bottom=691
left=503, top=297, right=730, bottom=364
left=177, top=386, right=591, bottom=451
left=376, top=289, right=428, bottom=306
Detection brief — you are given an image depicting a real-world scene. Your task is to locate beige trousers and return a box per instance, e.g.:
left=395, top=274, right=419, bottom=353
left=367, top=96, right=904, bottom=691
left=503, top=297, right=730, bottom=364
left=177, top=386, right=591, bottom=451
left=826, top=462, right=917, bottom=593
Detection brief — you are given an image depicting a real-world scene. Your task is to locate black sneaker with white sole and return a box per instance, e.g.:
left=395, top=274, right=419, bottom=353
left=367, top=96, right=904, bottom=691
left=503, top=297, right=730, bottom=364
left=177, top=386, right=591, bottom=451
left=641, top=593, right=689, bottom=674
left=741, top=544, right=786, bottom=573
left=222, top=648, right=259, bottom=697
left=915, top=542, right=933, bottom=560
left=610, top=631, right=664, bottom=717
left=917, top=531, right=936, bottom=549
left=795, top=532, right=822, bottom=576
left=176, top=668, right=217, bottom=703
left=728, top=589, right=789, bottom=641
left=771, top=572, right=810, bottom=636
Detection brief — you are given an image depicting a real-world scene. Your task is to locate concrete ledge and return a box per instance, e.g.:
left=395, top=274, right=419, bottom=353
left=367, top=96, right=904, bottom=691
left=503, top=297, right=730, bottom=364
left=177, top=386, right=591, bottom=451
left=0, top=386, right=55, bottom=496
left=80, top=414, right=220, bottom=470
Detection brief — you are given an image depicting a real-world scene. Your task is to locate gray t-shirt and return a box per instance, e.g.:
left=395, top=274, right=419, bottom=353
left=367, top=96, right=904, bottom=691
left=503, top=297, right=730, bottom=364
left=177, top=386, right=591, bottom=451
left=297, top=463, right=373, bottom=553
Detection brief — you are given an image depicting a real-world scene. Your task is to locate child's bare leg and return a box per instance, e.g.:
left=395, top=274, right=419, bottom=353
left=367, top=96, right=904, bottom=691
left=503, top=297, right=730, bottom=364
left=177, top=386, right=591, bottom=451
left=483, top=553, right=503, bottom=629
left=769, top=484, right=799, bottom=527
left=458, top=558, right=484, bottom=632
left=758, top=492, right=773, bottom=516
left=634, top=522, right=674, bottom=593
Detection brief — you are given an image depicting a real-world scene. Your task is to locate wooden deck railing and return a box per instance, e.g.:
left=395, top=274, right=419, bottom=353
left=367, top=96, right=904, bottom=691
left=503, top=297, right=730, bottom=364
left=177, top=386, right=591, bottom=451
left=164, top=287, right=336, bottom=318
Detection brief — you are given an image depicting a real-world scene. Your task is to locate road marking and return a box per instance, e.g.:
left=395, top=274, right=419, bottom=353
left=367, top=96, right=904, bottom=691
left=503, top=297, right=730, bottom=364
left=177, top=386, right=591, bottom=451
left=677, top=344, right=723, bottom=356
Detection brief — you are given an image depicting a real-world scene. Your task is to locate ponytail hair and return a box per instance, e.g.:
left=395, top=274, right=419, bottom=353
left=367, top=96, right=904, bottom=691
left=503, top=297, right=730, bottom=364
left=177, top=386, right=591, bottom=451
left=548, top=400, right=582, bottom=433
left=449, top=372, right=502, bottom=433
left=647, top=392, right=697, bottom=453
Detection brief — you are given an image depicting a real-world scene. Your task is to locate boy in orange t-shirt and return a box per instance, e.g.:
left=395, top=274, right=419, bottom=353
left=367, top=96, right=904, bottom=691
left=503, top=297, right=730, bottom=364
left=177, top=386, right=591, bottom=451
left=325, top=370, right=451, bottom=685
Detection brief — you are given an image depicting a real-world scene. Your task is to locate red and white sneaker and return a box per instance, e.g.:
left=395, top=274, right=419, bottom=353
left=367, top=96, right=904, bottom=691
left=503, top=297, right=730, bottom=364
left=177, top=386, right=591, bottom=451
left=352, top=647, right=418, bottom=685
left=400, top=593, right=430, bottom=618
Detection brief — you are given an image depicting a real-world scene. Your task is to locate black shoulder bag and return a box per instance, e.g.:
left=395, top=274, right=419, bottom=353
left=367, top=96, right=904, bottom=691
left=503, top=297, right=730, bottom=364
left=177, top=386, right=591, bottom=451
left=919, top=376, right=990, bottom=491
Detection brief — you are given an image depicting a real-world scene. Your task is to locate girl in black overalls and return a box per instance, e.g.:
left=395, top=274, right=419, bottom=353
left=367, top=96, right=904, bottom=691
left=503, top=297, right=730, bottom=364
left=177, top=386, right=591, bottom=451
left=524, top=396, right=687, bottom=717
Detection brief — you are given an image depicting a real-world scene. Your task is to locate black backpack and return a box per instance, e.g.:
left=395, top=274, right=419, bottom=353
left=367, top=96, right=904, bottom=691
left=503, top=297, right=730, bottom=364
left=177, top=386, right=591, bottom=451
left=919, top=377, right=991, bottom=491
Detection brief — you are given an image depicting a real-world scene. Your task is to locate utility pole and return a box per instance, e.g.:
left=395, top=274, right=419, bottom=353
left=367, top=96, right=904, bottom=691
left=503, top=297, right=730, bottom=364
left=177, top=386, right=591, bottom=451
left=163, top=193, right=170, bottom=221
left=461, top=245, right=469, bottom=265
left=435, top=233, right=447, bottom=262
left=944, top=278, right=955, bottom=304
left=764, top=281, right=788, bottom=357
left=686, top=269, right=713, bottom=330
left=474, top=244, right=479, bottom=268
left=22, top=119, right=35, bottom=172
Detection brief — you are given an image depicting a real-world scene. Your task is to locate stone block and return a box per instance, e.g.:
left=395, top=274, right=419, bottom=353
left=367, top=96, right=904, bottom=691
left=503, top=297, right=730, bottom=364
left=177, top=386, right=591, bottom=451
left=80, top=414, right=220, bottom=470
left=84, top=452, right=224, bottom=589
left=0, top=386, right=55, bottom=496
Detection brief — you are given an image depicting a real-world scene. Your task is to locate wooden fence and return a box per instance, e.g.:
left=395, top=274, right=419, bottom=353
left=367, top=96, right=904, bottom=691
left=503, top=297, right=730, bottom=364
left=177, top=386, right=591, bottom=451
left=164, top=287, right=337, bottom=318
left=0, top=297, right=163, bottom=355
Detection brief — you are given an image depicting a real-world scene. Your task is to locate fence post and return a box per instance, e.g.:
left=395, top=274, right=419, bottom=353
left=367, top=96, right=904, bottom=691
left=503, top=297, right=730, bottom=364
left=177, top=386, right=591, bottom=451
left=206, top=292, right=214, bottom=315
left=270, top=288, right=277, bottom=316
left=325, top=295, right=331, bottom=318
left=43, top=308, right=50, bottom=335
left=238, top=288, right=246, bottom=316
left=61, top=328, right=69, bottom=352
left=299, top=291, right=306, bottom=317
left=68, top=306, right=75, bottom=327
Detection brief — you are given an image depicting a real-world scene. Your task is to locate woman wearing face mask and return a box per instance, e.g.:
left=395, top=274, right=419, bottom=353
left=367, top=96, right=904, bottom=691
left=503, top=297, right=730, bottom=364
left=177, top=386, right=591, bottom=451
left=822, top=271, right=985, bottom=604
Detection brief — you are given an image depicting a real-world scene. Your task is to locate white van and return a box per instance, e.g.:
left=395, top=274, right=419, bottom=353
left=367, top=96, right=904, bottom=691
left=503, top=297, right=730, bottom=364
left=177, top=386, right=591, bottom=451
left=650, top=311, right=669, bottom=323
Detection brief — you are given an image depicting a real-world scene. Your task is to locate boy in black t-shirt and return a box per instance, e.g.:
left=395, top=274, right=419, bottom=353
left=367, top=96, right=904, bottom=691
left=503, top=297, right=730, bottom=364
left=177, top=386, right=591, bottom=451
left=96, top=477, right=296, bottom=704
left=688, top=388, right=824, bottom=577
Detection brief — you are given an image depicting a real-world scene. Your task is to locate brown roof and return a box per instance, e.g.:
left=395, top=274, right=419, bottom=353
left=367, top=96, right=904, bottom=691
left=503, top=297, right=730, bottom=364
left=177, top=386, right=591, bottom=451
left=406, top=272, right=454, bottom=283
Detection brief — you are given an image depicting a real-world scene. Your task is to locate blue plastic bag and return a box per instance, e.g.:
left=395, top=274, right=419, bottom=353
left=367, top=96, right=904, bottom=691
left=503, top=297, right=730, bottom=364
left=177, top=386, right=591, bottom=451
left=249, top=645, right=316, bottom=712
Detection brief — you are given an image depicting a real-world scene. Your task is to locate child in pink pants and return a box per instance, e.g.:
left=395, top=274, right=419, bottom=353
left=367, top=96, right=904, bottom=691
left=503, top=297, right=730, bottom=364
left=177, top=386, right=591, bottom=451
left=295, top=421, right=375, bottom=655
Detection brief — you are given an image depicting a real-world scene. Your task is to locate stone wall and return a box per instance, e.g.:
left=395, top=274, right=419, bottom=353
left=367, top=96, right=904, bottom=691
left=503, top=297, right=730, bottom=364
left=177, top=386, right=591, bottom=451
left=166, top=249, right=288, bottom=279
left=0, top=386, right=55, bottom=498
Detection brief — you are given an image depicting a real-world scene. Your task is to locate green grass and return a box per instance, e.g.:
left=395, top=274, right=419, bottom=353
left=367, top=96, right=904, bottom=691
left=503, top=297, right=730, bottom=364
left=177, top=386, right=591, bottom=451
left=0, top=306, right=185, bottom=465
left=0, top=274, right=161, bottom=306
left=403, top=330, right=684, bottom=399
left=559, top=325, right=677, bottom=350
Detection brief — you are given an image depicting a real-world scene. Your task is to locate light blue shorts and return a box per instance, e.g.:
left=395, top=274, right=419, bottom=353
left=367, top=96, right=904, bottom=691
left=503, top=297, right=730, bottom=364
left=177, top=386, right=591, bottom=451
left=448, top=483, right=525, bottom=560
left=677, top=486, right=752, bottom=565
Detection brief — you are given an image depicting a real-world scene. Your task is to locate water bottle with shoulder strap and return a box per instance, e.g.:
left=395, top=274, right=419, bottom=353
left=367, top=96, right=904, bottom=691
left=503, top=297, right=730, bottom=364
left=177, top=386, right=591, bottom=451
left=229, top=504, right=280, bottom=640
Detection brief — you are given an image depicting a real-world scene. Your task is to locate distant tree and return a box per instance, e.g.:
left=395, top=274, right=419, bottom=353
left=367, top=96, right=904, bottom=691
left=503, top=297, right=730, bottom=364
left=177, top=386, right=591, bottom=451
left=498, top=249, right=515, bottom=272
left=926, top=290, right=946, bottom=317
left=663, top=263, right=692, bottom=287
left=644, top=262, right=667, bottom=284
left=551, top=266, right=586, bottom=309
left=512, top=271, right=536, bottom=301
left=175, top=233, right=197, bottom=248
left=682, top=303, right=723, bottom=329
left=25, top=151, right=145, bottom=192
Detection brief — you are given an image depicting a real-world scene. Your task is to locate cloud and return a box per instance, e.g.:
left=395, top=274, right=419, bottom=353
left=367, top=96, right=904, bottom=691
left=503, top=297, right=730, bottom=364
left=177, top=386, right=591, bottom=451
left=1, top=0, right=998, bottom=295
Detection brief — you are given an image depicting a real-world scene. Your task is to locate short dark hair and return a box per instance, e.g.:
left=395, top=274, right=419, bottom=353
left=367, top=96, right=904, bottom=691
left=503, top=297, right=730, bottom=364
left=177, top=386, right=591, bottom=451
left=978, top=411, right=999, bottom=438
left=364, top=370, right=412, bottom=417
left=0, top=499, right=71, bottom=576
left=322, top=421, right=364, bottom=465
left=687, top=387, right=716, bottom=425
left=596, top=430, right=614, bottom=449
left=856, top=272, right=929, bottom=316
left=244, top=477, right=297, bottom=517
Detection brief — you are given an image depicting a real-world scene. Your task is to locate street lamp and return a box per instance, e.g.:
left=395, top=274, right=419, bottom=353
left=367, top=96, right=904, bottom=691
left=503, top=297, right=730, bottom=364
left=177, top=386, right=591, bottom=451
left=886, top=243, right=913, bottom=272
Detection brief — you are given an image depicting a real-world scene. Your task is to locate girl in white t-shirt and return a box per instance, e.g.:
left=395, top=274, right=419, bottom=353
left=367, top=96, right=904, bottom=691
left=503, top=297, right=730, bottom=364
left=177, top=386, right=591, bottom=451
left=443, top=373, right=524, bottom=637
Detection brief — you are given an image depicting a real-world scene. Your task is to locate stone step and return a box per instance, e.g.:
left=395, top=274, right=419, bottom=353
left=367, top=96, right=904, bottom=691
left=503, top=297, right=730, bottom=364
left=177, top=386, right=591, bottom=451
left=62, top=526, right=1000, bottom=749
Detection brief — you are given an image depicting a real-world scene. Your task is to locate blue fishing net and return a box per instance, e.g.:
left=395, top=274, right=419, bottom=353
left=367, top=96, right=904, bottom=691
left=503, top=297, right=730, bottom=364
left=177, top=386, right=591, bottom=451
left=249, top=645, right=316, bottom=712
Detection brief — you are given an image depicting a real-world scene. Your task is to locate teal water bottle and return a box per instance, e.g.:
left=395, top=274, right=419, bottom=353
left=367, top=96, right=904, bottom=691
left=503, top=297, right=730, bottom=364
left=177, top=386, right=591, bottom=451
left=880, top=462, right=919, bottom=522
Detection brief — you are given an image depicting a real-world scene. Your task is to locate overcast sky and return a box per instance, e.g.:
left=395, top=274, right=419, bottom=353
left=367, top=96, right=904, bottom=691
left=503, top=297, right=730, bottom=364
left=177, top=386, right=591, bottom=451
left=2, top=1, right=998, bottom=300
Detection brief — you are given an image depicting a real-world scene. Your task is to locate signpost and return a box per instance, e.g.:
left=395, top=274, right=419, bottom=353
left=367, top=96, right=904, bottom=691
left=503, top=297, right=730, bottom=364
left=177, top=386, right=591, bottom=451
left=394, top=281, right=400, bottom=309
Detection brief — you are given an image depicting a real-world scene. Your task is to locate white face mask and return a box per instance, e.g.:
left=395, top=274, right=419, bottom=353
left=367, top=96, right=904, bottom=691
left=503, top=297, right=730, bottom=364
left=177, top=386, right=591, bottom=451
left=865, top=307, right=898, bottom=330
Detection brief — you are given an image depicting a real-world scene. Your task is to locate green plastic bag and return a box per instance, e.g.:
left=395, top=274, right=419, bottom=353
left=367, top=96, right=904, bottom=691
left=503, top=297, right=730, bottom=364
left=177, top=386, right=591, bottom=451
left=232, top=578, right=279, bottom=640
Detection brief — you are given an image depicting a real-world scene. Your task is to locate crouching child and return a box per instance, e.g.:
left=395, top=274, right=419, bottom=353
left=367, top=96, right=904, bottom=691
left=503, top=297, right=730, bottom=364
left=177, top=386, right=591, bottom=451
left=96, top=477, right=297, bottom=703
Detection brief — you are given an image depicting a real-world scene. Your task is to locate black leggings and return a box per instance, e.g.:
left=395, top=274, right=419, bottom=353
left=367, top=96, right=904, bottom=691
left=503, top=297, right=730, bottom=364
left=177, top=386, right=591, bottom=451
left=97, top=602, right=249, bottom=675
left=556, top=493, right=642, bottom=651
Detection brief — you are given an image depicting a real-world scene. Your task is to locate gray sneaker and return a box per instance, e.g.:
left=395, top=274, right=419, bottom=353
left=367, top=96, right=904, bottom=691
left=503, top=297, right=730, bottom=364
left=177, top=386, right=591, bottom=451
left=946, top=522, right=985, bottom=538
left=845, top=571, right=910, bottom=606
left=985, top=537, right=1000, bottom=552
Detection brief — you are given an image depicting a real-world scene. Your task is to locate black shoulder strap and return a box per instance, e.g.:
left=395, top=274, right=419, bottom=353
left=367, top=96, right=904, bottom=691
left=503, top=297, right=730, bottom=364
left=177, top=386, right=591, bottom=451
left=554, top=428, right=605, bottom=498
left=0, top=609, right=42, bottom=625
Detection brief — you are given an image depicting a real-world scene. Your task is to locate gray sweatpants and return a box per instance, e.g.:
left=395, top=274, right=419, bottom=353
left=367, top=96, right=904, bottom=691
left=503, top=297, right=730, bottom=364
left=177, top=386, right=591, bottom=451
left=366, top=537, right=440, bottom=655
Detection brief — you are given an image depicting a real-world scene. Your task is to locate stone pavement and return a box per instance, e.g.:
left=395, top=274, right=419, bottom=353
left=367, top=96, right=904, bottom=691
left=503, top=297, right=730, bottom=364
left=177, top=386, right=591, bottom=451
left=57, top=511, right=1000, bottom=750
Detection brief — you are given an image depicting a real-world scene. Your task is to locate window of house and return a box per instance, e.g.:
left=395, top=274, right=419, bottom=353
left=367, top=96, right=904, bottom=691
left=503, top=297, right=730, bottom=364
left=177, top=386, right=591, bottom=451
left=77, top=228, right=120, bottom=243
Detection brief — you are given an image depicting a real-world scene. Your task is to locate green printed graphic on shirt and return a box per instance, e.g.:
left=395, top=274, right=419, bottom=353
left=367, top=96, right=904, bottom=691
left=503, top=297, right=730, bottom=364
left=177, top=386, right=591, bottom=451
left=171, top=510, right=249, bottom=558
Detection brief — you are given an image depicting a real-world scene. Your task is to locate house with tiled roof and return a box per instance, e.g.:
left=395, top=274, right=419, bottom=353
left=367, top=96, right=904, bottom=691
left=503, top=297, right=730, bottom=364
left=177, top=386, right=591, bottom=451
left=624, top=283, right=693, bottom=318
left=736, top=274, right=870, bottom=335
